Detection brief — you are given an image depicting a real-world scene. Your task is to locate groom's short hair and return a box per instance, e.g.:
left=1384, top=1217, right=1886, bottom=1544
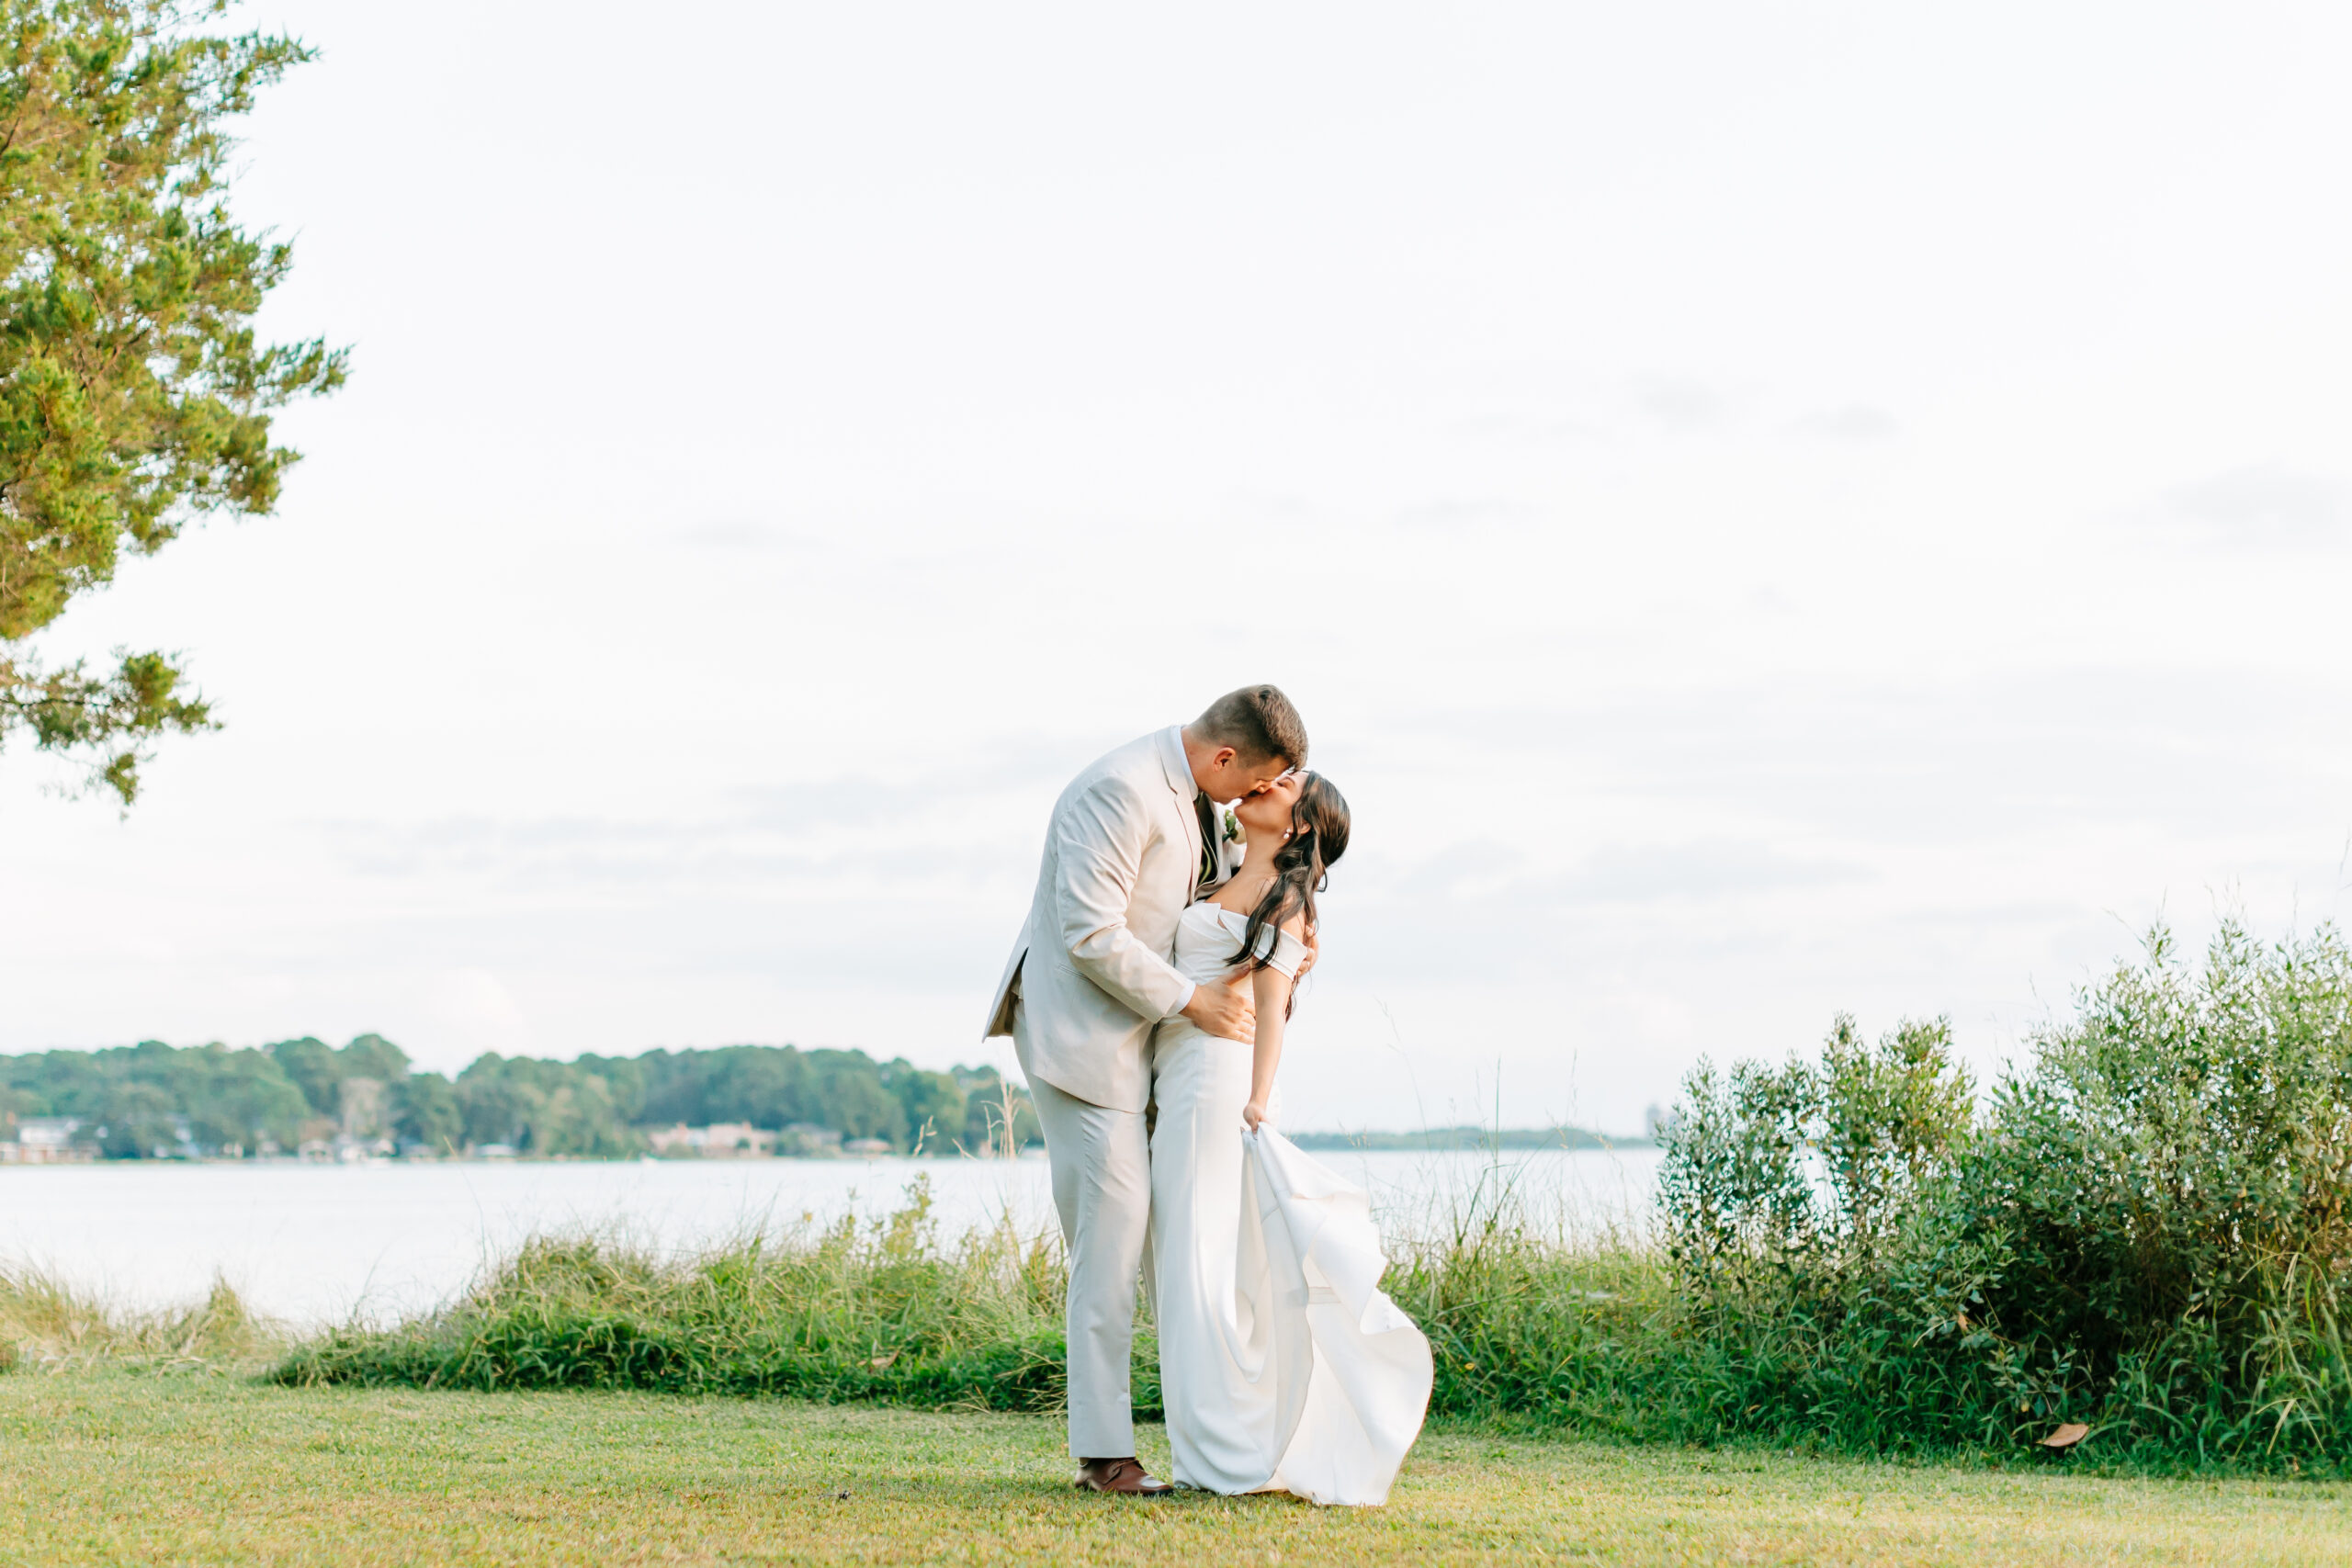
left=1195, top=685, right=1308, bottom=769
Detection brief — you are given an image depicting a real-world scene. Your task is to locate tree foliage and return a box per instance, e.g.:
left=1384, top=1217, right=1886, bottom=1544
left=1, top=1036, right=1039, bottom=1158
left=1, top=0, right=344, bottom=804
left=1, top=1036, right=308, bottom=1154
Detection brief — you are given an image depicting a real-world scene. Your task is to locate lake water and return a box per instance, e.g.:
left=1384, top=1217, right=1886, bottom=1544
left=0, top=1146, right=1661, bottom=1327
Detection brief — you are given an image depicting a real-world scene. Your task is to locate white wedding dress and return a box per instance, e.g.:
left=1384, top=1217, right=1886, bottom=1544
left=1148, top=901, right=1433, bottom=1506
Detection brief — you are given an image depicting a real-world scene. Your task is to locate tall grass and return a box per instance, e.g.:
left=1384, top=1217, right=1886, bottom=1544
left=2, top=1264, right=272, bottom=1371
left=267, top=1145, right=1658, bottom=1432
left=272, top=1176, right=1113, bottom=1413
left=256, top=1148, right=1760, bottom=1448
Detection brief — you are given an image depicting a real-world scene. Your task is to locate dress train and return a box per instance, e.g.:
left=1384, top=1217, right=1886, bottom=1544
left=1149, top=987, right=1431, bottom=1506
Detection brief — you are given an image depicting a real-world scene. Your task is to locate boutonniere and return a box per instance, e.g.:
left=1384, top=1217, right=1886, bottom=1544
left=1222, top=807, right=1241, bottom=844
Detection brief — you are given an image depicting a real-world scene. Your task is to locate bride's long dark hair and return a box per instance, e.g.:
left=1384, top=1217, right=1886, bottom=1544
left=1229, top=773, right=1350, bottom=1016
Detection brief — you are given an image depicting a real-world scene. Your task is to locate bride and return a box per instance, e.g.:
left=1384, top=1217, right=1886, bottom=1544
left=1148, top=772, right=1433, bottom=1506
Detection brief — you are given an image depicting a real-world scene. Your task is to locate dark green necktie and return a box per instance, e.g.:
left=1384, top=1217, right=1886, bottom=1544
left=1195, top=791, right=1219, bottom=886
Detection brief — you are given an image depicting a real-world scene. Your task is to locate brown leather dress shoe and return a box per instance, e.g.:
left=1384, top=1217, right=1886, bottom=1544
left=1073, top=1457, right=1176, bottom=1495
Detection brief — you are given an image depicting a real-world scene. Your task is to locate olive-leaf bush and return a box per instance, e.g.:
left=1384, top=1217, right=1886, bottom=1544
left=1659, top=919, right=2352, bottom=1465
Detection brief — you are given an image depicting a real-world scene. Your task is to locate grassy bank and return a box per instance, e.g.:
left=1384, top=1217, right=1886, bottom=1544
left=7, top=1371, right=2352, bottom=1565
left=270, top=1178, right=1093, bottom=1413
left=260, top=920, right=2352, bottom=1476
left=259, top=1169, right=1669, bottom=1443
left=258, top=1174, right=2352, bottom=1474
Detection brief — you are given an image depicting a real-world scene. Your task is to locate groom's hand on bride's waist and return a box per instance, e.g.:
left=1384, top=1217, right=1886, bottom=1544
left=1180, top=979, right=1255, bottom=1043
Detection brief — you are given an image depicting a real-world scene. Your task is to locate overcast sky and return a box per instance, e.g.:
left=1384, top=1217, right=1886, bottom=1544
left=6, top=2, right=2350, bottom=1134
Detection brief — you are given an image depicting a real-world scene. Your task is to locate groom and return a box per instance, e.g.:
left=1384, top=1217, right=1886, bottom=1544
left=983, top=684, right=1309, bottom=1495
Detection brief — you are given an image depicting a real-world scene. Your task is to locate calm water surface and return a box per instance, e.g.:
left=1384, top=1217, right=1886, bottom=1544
left=2, top=1146, right=1660, bottom=1325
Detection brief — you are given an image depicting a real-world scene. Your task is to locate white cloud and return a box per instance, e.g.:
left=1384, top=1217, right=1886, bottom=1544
left=1793, top=405, right=1900, bottom=442
left=2164, top=465, right=2344, bottom=547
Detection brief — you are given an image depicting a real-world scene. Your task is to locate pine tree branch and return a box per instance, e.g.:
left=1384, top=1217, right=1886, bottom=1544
left=0, top=647, right=217, bottom=806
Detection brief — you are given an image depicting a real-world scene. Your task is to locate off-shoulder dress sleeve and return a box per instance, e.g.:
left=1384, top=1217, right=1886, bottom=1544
left=1259, top=926, right=1309, bottom=978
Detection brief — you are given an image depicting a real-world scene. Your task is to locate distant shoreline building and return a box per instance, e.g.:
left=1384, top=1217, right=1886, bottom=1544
left=647, top=1122, right=782, bottom=1158
left=0, top=1117, right=95, bottom=1164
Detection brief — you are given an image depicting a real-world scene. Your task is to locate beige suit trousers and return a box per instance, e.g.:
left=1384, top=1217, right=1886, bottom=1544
left=1016, top=1000, right=1151, bottom=1460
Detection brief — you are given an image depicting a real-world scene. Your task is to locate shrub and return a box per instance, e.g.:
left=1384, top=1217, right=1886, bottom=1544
left=1653, top=919, right=2352, bottom=1467
left=1938, top=920, right=2352, bottom=1461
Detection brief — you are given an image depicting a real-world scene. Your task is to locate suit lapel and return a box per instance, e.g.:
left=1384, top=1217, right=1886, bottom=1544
left=1173, top=773, right=1205, bottom=899
left=1158, top=726, right=1206, bottom=901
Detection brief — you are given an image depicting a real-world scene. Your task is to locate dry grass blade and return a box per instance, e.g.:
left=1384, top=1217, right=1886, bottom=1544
left=1, top=1264, right=278, bottom=1371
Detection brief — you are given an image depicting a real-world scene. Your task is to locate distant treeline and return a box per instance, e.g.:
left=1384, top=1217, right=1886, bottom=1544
left=0, top=1036, right=1037, bottom=1159
left=0, top=1037, right=1641, bottom=1161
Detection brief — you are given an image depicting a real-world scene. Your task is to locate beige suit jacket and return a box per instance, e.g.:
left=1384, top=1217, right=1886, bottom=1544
left=983, top=726, right=1216, bottom=1112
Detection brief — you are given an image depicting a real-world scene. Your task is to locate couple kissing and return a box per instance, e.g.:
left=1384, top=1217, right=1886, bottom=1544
left=983, top=684, right=1432, bottom=1506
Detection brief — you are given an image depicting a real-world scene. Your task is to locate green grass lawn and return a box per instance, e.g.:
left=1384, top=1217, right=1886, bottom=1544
left=5, top=1372, right=2351, bottom=1566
